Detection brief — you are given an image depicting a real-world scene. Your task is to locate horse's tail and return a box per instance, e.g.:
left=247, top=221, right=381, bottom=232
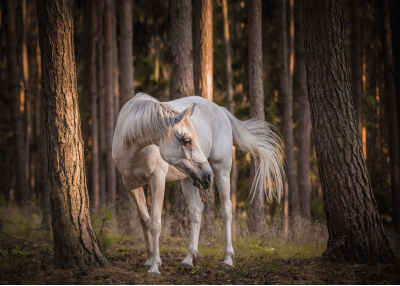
left=221, top=108, right=285, bottom=203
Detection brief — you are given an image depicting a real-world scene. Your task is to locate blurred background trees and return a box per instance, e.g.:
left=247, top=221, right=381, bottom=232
left=0, top=0, right=399, bottom=240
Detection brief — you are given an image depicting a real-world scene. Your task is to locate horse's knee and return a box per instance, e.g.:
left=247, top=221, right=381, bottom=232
left=150, top=221, right=161, bottom=236
left=189, top=204, right=203, bottom=223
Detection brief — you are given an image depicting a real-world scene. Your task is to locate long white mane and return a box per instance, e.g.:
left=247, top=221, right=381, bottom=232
left=118, top=93, right=177, bottom=146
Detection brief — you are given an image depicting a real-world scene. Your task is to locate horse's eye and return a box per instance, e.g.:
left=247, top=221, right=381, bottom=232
left=183, top=139, right=191, bottom=146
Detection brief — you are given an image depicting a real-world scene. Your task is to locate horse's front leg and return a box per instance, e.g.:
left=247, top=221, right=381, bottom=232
left=147, top=172, right=166, bottom=275
left=212, top=164, right=234, bottom=266
left=180, top=177, right=204, bottom=267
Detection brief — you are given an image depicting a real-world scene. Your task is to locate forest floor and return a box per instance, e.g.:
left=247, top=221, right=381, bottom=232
left=0, top=206, right=399, bottom=284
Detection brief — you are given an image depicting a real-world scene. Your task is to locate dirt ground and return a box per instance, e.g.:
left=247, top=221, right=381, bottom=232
left=1, top=237, right=399, bottom=285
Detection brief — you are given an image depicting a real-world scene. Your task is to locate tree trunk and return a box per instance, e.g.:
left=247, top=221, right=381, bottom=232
left=37, top=0, right=108, bottom=268
left=97, top=0, right=107, bottom=210
left=350, top=0, right=362, bottom=134
left=247, top=0, right=265, bottom=235
left=194, top=0, right=214, bottom=237
left=381, top=0, right=400, bottom=230
left=222, top=0, right=238, bottom=237
left=296, top=0, right=311, bottom=221
left=105, top=0, right=116, bottom=213
left=277, top=0, right=299, bottom=217
left=303, top=0, right=394, bottom=263
left=6, top=0, right=29, bottom=207
left=90, top=0, right=100, bottom=212
left=170, top=0, right=194, bottom=236
left=288, top=0, right=295, bottom=92
left=117, top=0, right=138, bottom=236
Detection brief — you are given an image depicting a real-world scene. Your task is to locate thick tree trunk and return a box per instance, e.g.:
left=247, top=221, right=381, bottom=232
left=90, top=0, right=100, bottom=212
left=194, top=0, right=214, bottom=237
left=381, top=0, right=400, bottom=230
left=303, top=0, right=394, bottom=263
left=350, top=0, right=362, bottom=134
left=105, top=0, right=116, bottom=213
left=37, top=0, right=108, bottom=268
left=296, top=0, right=311, bottom=221
left=277, top=0, right=299, bottom=216
left=97, top=0, right=107, bottom=210
left=247, top=0, right=265, bottom=235
left=222, top=0, right=238, bottom=236
left=6, top=0, right=30, bottom=207
left=170, top=0, right=194, bottom=236
left=117, top=0, right=138, bottom=236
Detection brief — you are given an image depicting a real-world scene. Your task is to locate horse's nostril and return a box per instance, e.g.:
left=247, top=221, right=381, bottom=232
left=207, top=173, right=212, bottom=184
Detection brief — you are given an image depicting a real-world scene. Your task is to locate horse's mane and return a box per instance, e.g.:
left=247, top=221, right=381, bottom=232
left=118, top=93, right=178, bottom=146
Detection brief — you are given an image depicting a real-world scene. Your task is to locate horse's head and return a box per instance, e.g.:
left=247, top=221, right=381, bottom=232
left=159, top=104, right=213, bottom=189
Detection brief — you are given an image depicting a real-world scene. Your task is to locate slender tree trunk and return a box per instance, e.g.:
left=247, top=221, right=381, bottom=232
left=350, top=0, right=362, bottom=134
left=303, top=0, right=394, bottom=263
left=381, top=0, right=400, bottom=230
left=288, top=0, right=295, bottom=92
left=6, top=0, right=29, bottom=207
left=277, top=0, right=299, bottom=217
left=296, top=0, right=311, bottom=221
left=97, top=0, right=107, bottom=210
left=194, top=0, right=214, bottom=237
left=90, top=0, right=100, bottom=212
left=117, top=0, right=138, bottom=236
left=170, top=0, right=194, bottom=236
left=247, top=0, right=265, bottom=235
left=22, top=0, right=32, bottom=196
left=222, top=0, right=237, bottom=237
left=37, top=0, right=108, bottom=268
left=105, top=0, right=116, bottom=213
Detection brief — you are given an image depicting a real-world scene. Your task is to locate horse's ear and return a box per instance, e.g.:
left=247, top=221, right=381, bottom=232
left=174, top=103, right=196, bottom=125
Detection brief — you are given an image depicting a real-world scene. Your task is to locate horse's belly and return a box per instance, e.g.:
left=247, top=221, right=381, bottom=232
left=165, top=165, right=187, bottom=182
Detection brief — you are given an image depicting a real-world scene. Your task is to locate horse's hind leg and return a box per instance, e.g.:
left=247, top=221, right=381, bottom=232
left=180, top=177, right=204, bottom=267
left=122, top=178, right=153, bottom=268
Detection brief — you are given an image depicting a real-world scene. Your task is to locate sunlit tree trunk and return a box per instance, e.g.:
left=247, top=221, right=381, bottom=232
left=37, top=0, right=108, bottom=268
left=381, top=0, right=400, bottom=231
left=296, top=0, right=311, bottom=221
left=117, top=0, right=138, bottom=236
left=277, top=0, right=299, bottom=217
left=303, top=0, right=394, bottom=263
left=350, top=0, right=362, bottom=134
left=6, top=0, right=29, bottom=207
left=105, top=0, right=116, bottom=213
left=247, top=0, right=265, bottom=235
left=194, top=0, right=214, bottom=237
left=170, top=0, right=194, bottom=236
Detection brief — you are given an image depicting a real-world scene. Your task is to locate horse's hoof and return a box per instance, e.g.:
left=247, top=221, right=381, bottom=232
left=180, top=257, right=194, bottom=268
left=144, top=258, right=152, bottom=269
left=223, top=257, right=234, bottom=267
left=147, top=266, right=161, bottom=275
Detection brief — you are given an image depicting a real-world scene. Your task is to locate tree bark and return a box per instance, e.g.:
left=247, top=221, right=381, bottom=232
left=247, top=0, right=265, bottom=235
left=37, top=0, right=108, bottom=268
left=350, top=0, right=362, bottom=134
left=194, top=0, right=214, bottom=237
left=90, top=0, right=100, bottom=212
left=303, top=0, right=394, bottom=263
left=296, top=0, right=311, bottom=221
left=381, top=0, right=400, bottom=230
left=222, top=0, right=238, bottom=236
left=277, top=0, right=299, bottom=216
left=6, top=0, right=30, bottom=207
left=105, top=0, right=116, bottom=213
left=97, top=0, right=107, bottom=210
left=170, top=0, right=194, bottom=236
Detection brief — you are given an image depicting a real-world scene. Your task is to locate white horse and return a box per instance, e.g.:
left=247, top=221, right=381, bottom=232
left=112, top=93, right=284, bottom=275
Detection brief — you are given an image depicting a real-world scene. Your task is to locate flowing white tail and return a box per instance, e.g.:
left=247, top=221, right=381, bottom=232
left=221, top=108, right=285, bottom=202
